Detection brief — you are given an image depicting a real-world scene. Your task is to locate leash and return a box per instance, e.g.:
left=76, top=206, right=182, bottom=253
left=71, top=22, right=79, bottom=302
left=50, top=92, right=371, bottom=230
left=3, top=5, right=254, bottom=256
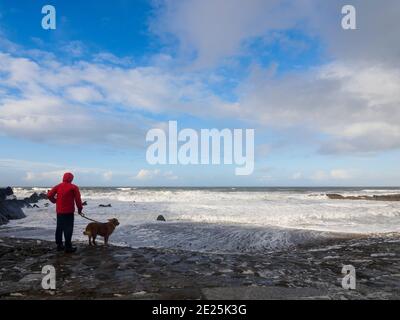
left=79, top=213, right=101, bottom=223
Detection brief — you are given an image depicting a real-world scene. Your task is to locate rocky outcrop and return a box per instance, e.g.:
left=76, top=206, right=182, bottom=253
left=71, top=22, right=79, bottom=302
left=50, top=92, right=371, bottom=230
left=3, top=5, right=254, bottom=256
left=0, top=187, right=48, bottom=225
left=0, top=187, right=13, bottom=200
left=327, top=194, right=368, bottom=200
left=0, top=187, right=26, bottom=225
left=1, top=234, right=400, bottom=299
left=24, top=192, right=47, bottom=203
left=157, top=215, right=166, bottom=221
left=327, top=193, right=400, bottom=201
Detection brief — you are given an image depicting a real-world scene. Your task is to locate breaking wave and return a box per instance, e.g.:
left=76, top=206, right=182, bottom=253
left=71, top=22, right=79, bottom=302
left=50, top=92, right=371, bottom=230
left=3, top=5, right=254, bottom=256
left=4, top=187, right=400, bottom=253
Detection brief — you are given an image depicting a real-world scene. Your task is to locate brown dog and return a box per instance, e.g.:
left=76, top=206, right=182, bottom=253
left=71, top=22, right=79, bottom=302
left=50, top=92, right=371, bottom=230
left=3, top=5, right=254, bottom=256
left=83, top=218, right=120, bottom=246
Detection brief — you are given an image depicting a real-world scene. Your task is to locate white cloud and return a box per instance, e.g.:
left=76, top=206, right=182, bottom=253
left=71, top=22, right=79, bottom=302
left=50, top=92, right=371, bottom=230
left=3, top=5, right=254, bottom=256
left=2, top=0, right=400, bottom=159
left=152, top=0, right=305, bottom=68
left=92, top=52, right=134, bottom=66
left=103, top=171, right=113, bottom=181
left=3, top=47, right=399, bottom=155
left=304, top=0, right=400, bottom=67
left=134, top=169, right=178, bottom=181
left=0, top=158, right=122, bottom=185
left=149, top=1, right=400, bottom=155
left=24, top=170, right=65, bottom=183
left=135, top=169, right=160, bottom=180
left=61, top=41, right=86, bottom=57
left=234, top=62, right=400, bottom=154
left=311, top=169, right=352, bottom=181
left=153, top=0, right=400, bottom=68
left=0, top=51, right=235, bottom=147
left=65, top=86, right=103, bottom=103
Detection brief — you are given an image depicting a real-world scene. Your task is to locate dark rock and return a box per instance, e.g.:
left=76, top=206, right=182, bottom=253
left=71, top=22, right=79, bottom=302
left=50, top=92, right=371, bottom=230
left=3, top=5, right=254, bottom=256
left=24, top=192, right=47, bottom=204
left=372, top=194, right=400, bottom=201
left=0, top=214, right=8, bottom=225
left=0, top=235, right=400, bottom=299
left=0, top=187, right=13, bottom=201
left=326, top=194, right=367, bottom=200
left=99, top=204, right=112, bottom=207
left=326, top=193, right=345, bottom=200
left=327, top=193, right=400, bottom=201
left=32, top=204, right=39, bottom=208
left=156, top=215, right=166, bottom=222
left=0, top=201, right=26, bottom=220
left=0, top=187, right=26, bottom=225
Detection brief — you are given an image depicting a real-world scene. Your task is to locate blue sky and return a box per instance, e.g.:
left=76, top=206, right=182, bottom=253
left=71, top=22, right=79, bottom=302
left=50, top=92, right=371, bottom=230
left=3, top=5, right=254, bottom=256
left=1, top=0, right=400, bottom=187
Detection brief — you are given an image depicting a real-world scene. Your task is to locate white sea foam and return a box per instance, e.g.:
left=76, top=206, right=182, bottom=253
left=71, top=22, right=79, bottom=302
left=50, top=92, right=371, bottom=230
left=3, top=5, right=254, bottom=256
left=4, top=187, right=400, bottom=253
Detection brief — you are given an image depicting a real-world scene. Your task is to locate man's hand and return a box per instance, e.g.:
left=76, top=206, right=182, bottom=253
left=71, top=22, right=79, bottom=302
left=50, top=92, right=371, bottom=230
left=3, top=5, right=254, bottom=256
left=78, top=208, right=83, bottom=215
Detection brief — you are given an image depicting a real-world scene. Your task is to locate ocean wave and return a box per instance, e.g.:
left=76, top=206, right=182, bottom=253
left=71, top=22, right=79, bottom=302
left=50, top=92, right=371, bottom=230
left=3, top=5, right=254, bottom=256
left=4, top=187, right=400, bottom=253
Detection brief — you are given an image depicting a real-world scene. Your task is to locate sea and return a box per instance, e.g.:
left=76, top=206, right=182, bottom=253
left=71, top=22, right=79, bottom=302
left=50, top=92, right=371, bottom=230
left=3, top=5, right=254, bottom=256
left=2, top=187, right=400, bottom=253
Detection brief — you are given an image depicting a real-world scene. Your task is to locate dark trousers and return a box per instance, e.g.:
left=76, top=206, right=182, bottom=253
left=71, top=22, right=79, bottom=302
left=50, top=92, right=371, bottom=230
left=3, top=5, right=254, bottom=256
left=55, top=214, right=74, bottom=248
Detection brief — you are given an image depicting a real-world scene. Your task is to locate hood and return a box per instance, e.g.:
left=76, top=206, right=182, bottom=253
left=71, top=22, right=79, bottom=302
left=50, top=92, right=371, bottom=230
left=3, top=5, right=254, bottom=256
left=62, top=172, right=74, bottom=183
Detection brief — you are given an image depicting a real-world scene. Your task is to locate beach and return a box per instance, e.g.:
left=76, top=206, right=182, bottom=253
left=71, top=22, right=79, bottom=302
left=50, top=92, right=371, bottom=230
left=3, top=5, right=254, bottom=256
left=1, top=187, right=400, bottom=299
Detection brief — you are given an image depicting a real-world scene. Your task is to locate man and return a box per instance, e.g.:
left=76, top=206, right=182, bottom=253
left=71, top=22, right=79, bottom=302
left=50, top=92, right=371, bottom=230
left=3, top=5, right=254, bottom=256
left=47, top=172, right=83, bottom=253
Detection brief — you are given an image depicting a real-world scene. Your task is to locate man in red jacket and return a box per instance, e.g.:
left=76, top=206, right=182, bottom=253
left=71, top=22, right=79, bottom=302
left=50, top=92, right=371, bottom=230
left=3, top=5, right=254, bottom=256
left=47, top=172, right=83, bottom=253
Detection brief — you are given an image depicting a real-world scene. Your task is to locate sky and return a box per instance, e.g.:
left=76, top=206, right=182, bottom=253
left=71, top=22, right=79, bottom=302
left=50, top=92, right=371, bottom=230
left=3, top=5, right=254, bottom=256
left=1, top=0, right=400, bottom=187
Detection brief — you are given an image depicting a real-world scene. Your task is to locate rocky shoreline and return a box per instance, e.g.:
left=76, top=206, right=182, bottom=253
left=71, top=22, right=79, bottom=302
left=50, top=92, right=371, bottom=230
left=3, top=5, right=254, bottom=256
left=0, top=187, right=47, bottom=226
left=1, top=187, right=400, bottom=299
left=0, top=234, right=399, bottom=300
left=327, top=193, right=400, bottom=201
left=0, top=187, right=26, bottom=225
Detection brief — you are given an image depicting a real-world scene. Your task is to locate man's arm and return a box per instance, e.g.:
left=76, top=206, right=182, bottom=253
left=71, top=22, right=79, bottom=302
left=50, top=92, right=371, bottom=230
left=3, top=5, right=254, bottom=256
left=47, top=186, right=58, bottom=204
left=74, top=186, right=83, bottom=214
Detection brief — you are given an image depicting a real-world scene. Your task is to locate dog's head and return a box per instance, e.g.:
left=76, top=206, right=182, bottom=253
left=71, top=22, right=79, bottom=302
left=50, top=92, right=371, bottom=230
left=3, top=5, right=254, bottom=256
left=108, top=218, right=120, bottom=226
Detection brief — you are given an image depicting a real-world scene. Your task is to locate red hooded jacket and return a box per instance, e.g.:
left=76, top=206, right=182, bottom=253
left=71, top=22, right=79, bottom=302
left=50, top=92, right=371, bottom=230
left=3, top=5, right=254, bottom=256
left=47, top=173, right=83, bottom=215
